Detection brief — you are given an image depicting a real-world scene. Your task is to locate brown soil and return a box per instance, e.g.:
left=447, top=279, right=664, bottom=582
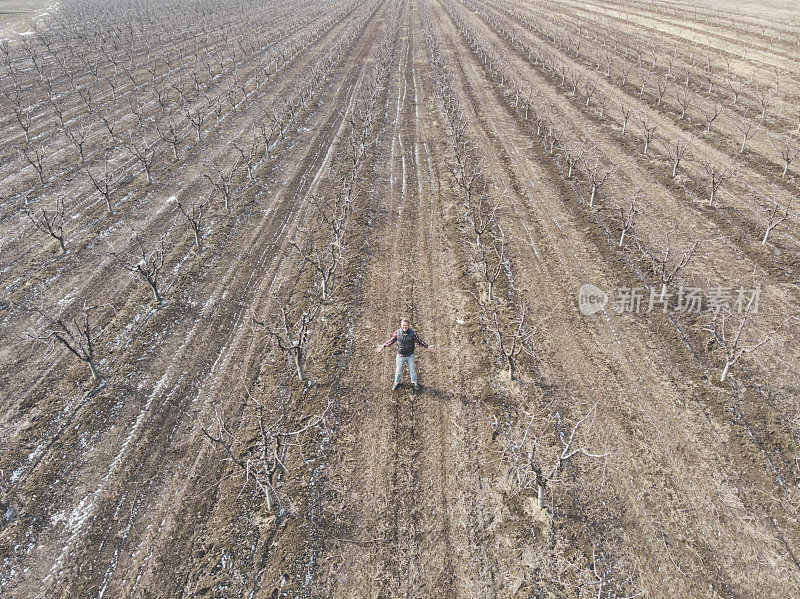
left=1, top=0, right=798, bottom=597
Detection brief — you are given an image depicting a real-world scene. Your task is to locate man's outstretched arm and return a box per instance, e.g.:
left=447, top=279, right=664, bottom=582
left=375, top=331, right=398, bottom=353
left=414, top=332, right=435, bottom=352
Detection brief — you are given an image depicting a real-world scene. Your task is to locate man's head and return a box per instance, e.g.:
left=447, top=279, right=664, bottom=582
left=401, top=318, right=410, bottom=331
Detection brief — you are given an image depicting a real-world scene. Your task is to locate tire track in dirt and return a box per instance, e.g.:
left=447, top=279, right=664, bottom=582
left=312, top=1, right=531, bottom=594
left=465, top=0, right=800, bottom=293
left=431, top=0, right=800, bottom=594
left=0, top=0, right=377, bottom=443
left=108, top=3, right=394, bottom=594
left=0, top=2, right=391, bottom=595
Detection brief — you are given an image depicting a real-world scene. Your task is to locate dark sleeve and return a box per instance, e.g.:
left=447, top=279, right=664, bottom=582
left=414, top=332, right=428, bottom=348
left=382, top=331, right=398, bottom=347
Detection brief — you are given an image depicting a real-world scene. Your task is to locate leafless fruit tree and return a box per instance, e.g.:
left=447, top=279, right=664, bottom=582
left=203, top=159, right=240, bottom=212
left=171, top=195, right=207, bottom=250
left=583, top=158, right=615, bottom=207
left=616, top=190, right=640, bottom=247
left=659, top=137, right=688, bottom=178
left=202, top=389, right=331, bottom=511
left=476, top=227, right=507, bottom=301
left=698, top=303, right=796, bottom=382
left=109, top=229, right=169, bottom=305
left=486, top=300, right=556, bottom=381
left=491, top=400, right=606, bottom=510
left=768, top=131, right=800, bottom=178
left=253, top=295, right=320, bottom=382
left=24, top=196, right=67, bottom=254
left=760, top=195, right=792, bottom=244
left=84, top=154, right=116, bottom=214
left=636, top=228, right=699, bottom=302
left=704, top=160, right=736, bottom=206
left=30, top=301, right=106, bottom=381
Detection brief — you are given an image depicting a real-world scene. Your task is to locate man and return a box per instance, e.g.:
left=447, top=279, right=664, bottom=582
left=375, top=318, right=435, bottom=391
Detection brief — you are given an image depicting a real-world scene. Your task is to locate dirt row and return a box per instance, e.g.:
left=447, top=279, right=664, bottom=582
left=1, top=0, right=798, bottom=596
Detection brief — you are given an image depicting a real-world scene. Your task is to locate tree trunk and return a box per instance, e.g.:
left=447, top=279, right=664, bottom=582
left=506, top=355, right=516, bottom=381
left=720, top=361, right=731, bottom=382
left=150, top=282, right=161, bottom=304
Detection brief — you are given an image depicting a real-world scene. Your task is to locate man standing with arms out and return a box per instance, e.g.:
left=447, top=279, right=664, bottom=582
left=375, top=318, right=435, bottom=391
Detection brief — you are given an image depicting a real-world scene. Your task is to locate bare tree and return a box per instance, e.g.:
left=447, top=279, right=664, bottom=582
left=203, top=160, right=240, bottom=212
left=768, top=131, right=800, bottom=178
left=754, top=84, right=775, bottom=122
left=253, top=296, right=320, bottom=382
left=546, top=402, right=606, bottom=500
left=700, top=101, right=722, bottom=134
left=583, top=158, right=615, bottom=207
left=17, top=143, right=47, bottom=185
left=4, top=89, right=33, bottom=143
left=64, top=118, right=91, bottom=165
left=491, top=400, right=606, bottom=510
left=726, top=74, right=746, bottom=107
left=639, top=114, right=657, bottom=155
left=583, top=78, right=596, bottom=107
left=24, top=196, right=66, bottom=254
left=654, top=73, right=673, bottom=106
left=619, top=103, right=633, bottom=136
left=171, top=195, right=206, bottom=250
left=704, top=160, right=736, bottom=206
left=698, top=302, right=795, bottom=382
left=564, top=143, right=584, bottom=179
left=30, top=301, right=105, bottom=381
left=202, top=388, right=331, bottom=511
left=636, top=227, right=699, bottom=302
left=157, top=119, right=187, bottom=161
left=675, top=85, right=694, bottom=120
left=636, top=66, right=652, bottom=98
left=109, top=229, right=168, bottom=305
left=487, top=301, right=556, bottom=381
left=617, top=190, right=640, bottom=247
left=659, top=136, right=688, bottom=178
left=84, top=154, right=115, bottom=214
left=476, top=228, right=507, bottom=301
left=233, top=137, right=259, bottom=180
left=595, top=91, right=608, bottom=120
left=186, top=105, right=207, bottom=142
left=760, top=196, right=792, bottom=244
left=733, top=115, right=760, bottom=155
left=290, top=229, right=343, bottom=302
left=127, top=136, right=156, bottom=184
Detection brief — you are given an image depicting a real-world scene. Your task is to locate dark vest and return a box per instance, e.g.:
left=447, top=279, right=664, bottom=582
left=397, top=328, right=416, bottom=356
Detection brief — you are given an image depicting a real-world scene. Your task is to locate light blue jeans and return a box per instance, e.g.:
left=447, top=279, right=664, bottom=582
left=395, top=353, right=417, bottom=385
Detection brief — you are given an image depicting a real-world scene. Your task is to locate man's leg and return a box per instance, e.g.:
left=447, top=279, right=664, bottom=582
left=409, top=354, right=418, bottom=385
left=395, top=354, right=403, bottom=386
